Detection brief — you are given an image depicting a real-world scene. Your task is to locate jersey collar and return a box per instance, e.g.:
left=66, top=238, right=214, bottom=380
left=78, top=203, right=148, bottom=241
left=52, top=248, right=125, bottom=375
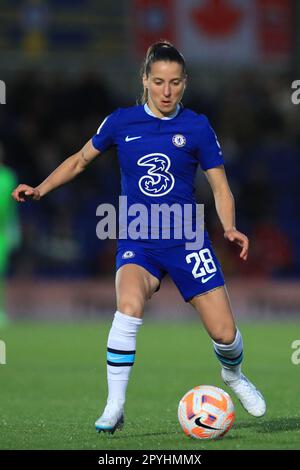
left=144, top=103, right=180, bottom=120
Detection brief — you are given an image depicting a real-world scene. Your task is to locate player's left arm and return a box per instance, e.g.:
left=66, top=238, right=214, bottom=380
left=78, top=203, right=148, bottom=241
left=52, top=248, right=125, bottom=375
left=204, top=165, right=249, bottom=261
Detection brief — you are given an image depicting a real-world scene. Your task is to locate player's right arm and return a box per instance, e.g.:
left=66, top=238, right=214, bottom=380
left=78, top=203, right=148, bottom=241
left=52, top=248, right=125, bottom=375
left=12, top=139, right=100, bottom=202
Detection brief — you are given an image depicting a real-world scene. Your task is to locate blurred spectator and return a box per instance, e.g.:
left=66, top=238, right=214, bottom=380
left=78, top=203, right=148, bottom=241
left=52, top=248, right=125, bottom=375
left=0, top=144, right=21, bottom=324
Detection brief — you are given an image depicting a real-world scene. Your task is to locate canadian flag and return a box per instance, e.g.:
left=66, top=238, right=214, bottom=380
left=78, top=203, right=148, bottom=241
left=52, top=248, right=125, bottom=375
left=132, top=0, right=291, bottom=66
left=177, top=0, right=255, bottom=64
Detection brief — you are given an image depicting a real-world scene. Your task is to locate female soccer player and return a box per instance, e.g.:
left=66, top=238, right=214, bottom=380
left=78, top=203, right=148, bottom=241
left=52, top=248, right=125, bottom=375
left=12, top=41, right=266, bottom=434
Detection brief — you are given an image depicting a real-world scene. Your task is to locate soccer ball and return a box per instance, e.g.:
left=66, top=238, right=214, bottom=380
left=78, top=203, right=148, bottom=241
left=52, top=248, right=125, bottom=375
left=178, top=385, right=235, bottom=440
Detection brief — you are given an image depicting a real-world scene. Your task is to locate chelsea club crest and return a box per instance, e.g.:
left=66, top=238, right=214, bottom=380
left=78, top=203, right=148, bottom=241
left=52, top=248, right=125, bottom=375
left=122, top=251, right=135, bottom=259
left=172, top=134, right=186, bottom=147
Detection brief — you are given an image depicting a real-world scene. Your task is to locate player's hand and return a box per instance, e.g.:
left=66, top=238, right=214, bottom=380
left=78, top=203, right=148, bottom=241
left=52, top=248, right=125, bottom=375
left=224, top=228, right=249, bottom=261
left=11, top=184, right=41, bottom=202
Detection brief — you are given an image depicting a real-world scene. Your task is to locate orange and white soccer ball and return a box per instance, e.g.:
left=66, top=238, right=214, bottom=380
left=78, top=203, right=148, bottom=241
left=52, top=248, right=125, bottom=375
left=178, top=385, right=235, bottom=440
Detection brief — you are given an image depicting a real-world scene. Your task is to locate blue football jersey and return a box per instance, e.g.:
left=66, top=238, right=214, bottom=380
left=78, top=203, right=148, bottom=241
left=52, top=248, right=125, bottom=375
left=92, top=104, right=224, bottom=247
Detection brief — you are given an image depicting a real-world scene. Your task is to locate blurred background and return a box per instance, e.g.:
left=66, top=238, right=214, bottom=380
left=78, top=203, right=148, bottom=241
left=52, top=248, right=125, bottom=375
left=1, top=0, right=300, bottom=321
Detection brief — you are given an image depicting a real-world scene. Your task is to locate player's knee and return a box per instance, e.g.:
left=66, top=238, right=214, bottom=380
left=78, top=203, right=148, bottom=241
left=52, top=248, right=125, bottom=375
left=211, top=327, right=236, bottom=345
left=118, top=297, right=144, bottom=318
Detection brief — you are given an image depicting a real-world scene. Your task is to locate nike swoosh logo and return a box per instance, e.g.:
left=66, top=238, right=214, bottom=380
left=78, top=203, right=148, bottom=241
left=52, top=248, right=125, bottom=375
left=125, top=136, right=142, bottom=142
left=194, top=417, right=220, bottom=430
left=107, top=354, right=131, bottom=361
left=201, top=273, right=216, bottom=284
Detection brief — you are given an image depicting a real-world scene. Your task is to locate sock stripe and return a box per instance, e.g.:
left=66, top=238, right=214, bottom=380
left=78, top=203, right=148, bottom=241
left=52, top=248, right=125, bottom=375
left=214, top=350, right=243, bottom=362
left=107, top=349, right=136, bottom=366
left=107, top=361, right=135, bottom=367
left=214, top=350, right=244, bottom=366
left=107, top=347, right=136, bottom=355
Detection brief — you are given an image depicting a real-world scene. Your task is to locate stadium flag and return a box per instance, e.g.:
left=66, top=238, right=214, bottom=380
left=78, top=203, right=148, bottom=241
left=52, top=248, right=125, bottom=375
left=132, top=0, right=176, bottom=57
left=175, top=0, right=291, bottom=66
left=256, top=0, right=292, bottom=62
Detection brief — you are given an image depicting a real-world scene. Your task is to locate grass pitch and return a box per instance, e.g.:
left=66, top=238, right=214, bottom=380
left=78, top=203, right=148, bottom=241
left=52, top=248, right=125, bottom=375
left=0, top=320, right=299, bottom=450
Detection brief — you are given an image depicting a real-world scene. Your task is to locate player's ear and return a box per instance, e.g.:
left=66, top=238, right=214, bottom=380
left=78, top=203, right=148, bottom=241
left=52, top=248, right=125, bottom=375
left=142, top=73, right=148, bottom=90
left=183, top=74, right=187, bottom=89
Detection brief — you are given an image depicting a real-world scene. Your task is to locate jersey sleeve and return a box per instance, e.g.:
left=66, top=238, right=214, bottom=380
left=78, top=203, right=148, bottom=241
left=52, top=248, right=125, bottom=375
left=195, top=115, right=224, bottom=170
left=91, top=109, right=119, bottom=153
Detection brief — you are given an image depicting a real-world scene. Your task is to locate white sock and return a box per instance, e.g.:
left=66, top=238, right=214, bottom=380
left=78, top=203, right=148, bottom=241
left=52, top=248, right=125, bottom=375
left=106, top=310, right=143, bottom=407
left=212, top=329, right=243, bottom=380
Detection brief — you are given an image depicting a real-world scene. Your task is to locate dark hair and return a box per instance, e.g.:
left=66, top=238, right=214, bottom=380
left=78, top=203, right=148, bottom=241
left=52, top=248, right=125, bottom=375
left=139, top=40, right=186, bottom=104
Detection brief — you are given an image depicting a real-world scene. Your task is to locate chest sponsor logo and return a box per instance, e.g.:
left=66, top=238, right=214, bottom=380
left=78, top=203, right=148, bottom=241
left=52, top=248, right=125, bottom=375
left=137, top=153, right=175, bottom=197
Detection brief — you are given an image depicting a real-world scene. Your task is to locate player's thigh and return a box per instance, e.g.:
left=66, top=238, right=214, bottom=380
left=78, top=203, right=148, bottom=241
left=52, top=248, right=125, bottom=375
left=189, top=285, right=237, bottom=344
left=116, top=264, right=160, bottom=318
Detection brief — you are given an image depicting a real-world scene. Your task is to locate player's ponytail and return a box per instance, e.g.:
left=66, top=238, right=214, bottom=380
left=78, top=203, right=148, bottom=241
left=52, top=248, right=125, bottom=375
left=139, top=40, right=186, bottom=104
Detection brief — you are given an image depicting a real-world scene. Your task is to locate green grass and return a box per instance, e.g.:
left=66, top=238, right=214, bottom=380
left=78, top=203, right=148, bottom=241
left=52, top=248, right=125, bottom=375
left=0, top=321, right=299, bottom=450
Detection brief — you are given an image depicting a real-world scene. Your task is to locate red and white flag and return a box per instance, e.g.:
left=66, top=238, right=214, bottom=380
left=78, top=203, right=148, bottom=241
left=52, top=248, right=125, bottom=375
left=132, top=0, right=177, bottom=58
left=132, top=0, right=292, bottom=66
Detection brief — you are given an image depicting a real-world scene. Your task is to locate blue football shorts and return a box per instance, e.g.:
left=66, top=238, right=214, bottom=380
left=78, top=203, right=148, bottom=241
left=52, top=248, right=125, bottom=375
left=116, top=234, right=225, bottom=302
